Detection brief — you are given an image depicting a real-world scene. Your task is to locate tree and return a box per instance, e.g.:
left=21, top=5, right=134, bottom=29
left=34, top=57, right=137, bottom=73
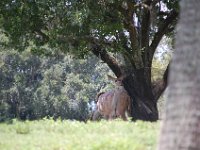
left=0, top=49, right=112, bottom=121
left=0, top=50, right=42, bottom=120
left=0, top=0, right=179, bottom=121
left=158, top=0, right=200, bottom=149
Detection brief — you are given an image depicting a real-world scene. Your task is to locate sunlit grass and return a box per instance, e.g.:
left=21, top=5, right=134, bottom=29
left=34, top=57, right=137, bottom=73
left=0, top=119, right=160, bottom=150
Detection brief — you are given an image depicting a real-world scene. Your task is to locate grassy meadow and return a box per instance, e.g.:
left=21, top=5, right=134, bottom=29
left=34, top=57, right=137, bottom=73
left=0, top=119, right=160, bottom=150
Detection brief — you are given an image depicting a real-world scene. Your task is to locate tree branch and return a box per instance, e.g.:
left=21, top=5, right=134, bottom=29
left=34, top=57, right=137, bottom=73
left=56, top=34, right=123, bottom=77
left=34, top=30, right=49, bottom=44
left=149, top=10, right=178, bottom=60
left=117, top=31, right=136, bottom=69
left=53, top=33, right=123, bottom=77
left=91, top=44, right=123, bottom=77
left=152, top=64, right=169, bottom=101
left=57, top=35, right=116, bottom=48
left=140, top=0, right=152, bottom=67
left=120, top=2, right=143, bottom=68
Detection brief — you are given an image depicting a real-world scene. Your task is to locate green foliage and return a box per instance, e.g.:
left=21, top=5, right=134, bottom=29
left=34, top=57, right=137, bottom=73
left=0, top=0, right=178, bottom=121
left=0, top=119, right=160, bottom=150
left=0, top=50, right=112, bottom=121
left=152, top=36, right=173, bottom=82
left=0, top=0, right=178, bottom=57
left=15, top=121, right=30, bottom=134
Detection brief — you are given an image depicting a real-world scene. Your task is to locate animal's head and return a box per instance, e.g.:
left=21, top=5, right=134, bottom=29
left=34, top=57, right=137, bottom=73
left=107, top=75, right=124, bottom=86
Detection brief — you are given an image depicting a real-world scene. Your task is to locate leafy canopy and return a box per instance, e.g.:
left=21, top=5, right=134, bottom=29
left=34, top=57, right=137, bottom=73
left=0, top=0, right=179, bottom=57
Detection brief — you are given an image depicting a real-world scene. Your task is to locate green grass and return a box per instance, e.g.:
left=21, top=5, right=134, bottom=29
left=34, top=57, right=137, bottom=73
left=0, top=119, right=160, bottom=150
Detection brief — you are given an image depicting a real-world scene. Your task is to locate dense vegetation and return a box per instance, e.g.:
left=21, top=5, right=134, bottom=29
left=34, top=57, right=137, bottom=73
left=0, top=37, right=170, bottom=122
left=0, top=49, right=117, bottom=121
left=0, top=119, right=159, bottom=150
left=0, top=0, right=179, bottom=121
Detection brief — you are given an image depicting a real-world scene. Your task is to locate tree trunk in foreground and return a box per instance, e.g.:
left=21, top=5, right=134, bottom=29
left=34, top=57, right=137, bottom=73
left=158, top=1, right=200, bottom=149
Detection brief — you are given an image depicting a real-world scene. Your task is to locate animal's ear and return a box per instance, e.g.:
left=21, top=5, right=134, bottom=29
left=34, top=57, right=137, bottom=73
left=107, top=75, right=117, bottom=81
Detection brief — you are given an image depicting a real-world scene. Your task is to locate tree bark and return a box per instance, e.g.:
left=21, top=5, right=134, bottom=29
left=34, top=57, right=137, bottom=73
left=158, top=1, right=200, bottom=149
left=91, top=44, right=123, bottom=77
left=123, top=70, right=159, bottom=121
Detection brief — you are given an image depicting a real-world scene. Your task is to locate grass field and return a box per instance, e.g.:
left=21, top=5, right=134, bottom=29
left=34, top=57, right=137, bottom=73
left=0, top=119, right=160, bottom=150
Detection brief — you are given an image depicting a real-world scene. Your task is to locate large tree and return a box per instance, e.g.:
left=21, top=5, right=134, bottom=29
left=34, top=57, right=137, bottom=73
left=0, top=0, right=179, bottom=121
left=158, top=0, right=200, bottom=149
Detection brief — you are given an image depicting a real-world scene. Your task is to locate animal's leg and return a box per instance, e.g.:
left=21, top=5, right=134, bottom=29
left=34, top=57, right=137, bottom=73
left=108, top=114, right=112, bottom=120
left=121, top=113, right=127, bottom=121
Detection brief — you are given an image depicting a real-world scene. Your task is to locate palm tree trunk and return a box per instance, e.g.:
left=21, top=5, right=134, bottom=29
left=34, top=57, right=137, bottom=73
left=158, top=1, right=200, bottom=149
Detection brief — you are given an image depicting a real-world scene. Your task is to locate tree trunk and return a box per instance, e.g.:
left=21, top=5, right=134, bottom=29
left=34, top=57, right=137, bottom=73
left=123, top=70, right=159, bottom=121
left=158, top=1, right=200, bottom=149
left=92, top=45, right=168, bottom=121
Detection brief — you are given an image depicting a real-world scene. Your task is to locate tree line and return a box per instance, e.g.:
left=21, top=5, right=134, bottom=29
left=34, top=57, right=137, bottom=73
left=0, top=50, right=114, bottom=122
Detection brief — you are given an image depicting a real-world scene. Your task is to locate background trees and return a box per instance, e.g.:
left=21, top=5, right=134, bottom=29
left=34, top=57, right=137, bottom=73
left=0, top=0, right=179, bottom=121
left=0, top=49, right=114, bottom=121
